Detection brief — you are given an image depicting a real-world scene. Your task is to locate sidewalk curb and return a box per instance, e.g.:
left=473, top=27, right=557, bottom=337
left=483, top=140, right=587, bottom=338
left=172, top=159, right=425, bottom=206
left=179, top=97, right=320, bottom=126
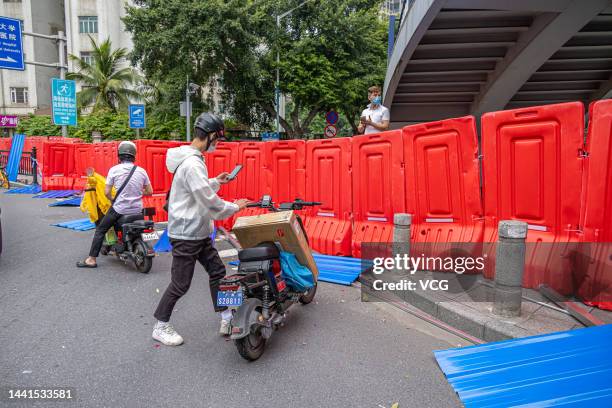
left=359, top=272, right=532, bottom=342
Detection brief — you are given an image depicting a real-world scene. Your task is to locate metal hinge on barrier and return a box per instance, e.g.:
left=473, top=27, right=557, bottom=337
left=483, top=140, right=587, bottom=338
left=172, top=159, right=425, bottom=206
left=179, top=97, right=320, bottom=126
left=578, top=149, right=589, bottom=158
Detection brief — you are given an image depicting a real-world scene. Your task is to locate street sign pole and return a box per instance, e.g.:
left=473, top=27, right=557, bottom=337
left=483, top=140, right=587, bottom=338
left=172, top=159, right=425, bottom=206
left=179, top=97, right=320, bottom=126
left=58, top=31, right=67, bottom=138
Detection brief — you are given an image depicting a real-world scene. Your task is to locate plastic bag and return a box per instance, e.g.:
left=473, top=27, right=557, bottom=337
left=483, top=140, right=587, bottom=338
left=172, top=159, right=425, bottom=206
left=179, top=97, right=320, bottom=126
left=279, top=251, right=314, bottom=292
left=104, top=228, right=118, bottom=245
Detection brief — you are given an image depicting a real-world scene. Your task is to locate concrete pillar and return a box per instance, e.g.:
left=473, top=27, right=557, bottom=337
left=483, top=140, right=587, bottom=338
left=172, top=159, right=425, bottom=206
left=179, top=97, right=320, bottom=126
left=493, top=220, right=528, bottom=317
left=392, top=213, right=411, bottom=259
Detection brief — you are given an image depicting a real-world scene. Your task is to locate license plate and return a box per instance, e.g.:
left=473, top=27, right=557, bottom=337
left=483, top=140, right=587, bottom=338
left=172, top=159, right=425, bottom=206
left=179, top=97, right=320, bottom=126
left=217, top=290, right=243, bottom=307
left=141, top=231, right=159, bottom=242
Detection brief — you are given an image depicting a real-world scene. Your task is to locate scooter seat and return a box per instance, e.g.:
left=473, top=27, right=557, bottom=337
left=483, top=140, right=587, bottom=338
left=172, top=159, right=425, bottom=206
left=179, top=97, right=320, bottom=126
left=239, top=243, right=279, bottom=262
left=117, top=214, right=144, bottom=224
left=131, top=220, right=155, bottom=229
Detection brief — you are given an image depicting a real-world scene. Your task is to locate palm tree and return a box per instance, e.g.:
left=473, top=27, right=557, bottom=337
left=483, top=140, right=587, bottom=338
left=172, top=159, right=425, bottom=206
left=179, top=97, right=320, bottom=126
left=67, top=36, right=142, bottom=112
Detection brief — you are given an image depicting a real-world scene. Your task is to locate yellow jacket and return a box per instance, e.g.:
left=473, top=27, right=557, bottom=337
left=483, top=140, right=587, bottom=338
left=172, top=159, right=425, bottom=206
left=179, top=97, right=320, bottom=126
left=80, top=172, right=115, bottom=223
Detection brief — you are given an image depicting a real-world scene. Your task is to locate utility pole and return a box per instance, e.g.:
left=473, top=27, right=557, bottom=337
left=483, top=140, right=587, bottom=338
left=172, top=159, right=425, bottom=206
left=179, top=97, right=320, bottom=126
left=186, top=76, right=191, bottom=142
left=58, top=31, right=68, bottom=138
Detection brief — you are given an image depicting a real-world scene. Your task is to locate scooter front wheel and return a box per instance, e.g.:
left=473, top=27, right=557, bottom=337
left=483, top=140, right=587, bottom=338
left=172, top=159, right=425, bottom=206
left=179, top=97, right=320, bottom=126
left=235, top=327, right=266, bottom=361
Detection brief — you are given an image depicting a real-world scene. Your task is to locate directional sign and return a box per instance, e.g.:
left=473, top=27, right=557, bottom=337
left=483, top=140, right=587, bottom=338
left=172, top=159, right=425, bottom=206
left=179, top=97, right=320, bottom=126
left=325, top=110, right=338, bottom=125
left=0, top=16, right=24, bottom=71
left=324, top=124, right=337, bottom=138
left=51, top=78, right=77, bottom=126
left=129, top=104, right=146, bottom=129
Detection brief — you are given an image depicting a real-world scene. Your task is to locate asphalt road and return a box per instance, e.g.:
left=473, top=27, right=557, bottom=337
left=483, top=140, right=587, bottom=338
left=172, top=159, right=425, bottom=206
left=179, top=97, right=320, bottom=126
left=0, top=194, right=467, bottom=408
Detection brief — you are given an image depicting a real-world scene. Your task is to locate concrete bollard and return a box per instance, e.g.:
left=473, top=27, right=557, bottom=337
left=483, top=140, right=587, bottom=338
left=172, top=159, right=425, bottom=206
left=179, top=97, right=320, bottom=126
left=392, top=213, right=412, bottom=260
left=493, top=220, right=528, bottom=317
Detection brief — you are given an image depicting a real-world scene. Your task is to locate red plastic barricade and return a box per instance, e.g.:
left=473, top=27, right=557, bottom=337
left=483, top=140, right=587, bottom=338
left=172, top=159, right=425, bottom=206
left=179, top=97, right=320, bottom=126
left=42, top=176, right=74, bottom=191
left=302, top=138, right=353, bottom=256
left=230, top=142, right=268, bottom=229
left=481, top=102, right=584, bottom=293
left=135, top=140, right=181, bottom=194
left=0, top=138, right=10, bottom=150
left=143, top=194, right=168, bottom=223
left=351, top=130, right=405, bottom=257
left=42, top=142, right=74, bottom=176
left=73, top=143, right=94, bottom=177
left=576, top=100, right=612, bottom=309
left=265, top=140, right=306, bottom=203
left=91, top=142, right=118, bottom=176
left=205, top=141, right=239, bottom=201
left=403, top=116, right=484, bottom=258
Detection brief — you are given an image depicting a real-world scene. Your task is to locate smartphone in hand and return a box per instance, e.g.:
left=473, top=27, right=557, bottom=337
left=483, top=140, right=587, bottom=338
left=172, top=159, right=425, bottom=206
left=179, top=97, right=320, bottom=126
left=227, top=164, right=243, bottom=181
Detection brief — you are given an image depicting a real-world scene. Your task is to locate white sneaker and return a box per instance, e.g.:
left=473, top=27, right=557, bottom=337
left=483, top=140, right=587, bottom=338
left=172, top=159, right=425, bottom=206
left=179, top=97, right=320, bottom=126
left=219, top=319, right=231, bottom=336
left=152, top=321, right=184, bottom=346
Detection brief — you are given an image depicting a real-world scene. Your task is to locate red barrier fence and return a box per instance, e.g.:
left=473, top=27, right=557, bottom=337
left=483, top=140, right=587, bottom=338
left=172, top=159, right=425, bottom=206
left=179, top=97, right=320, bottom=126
left=403, top=116, right=484, bottom=258
left=351, top=130, right=405, bottom=258
left=577, top=100, right=612, bottom=309
left=481, top=102, right=584, bottom=294
left=206, top=142, right=239, bottom=230
left=303, top=138, right=353, bottom=256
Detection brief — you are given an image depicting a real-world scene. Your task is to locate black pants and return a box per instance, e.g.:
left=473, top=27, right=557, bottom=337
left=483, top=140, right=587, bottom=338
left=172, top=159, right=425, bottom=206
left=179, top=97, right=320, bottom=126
left=89, top=207, right=122, bottom=257
left=154, top=238, right=227, bottom=322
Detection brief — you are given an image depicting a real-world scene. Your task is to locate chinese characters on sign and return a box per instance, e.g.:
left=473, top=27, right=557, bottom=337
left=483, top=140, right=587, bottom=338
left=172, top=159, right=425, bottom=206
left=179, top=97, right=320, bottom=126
left=0, top=16, right=24, bottom=71
left=0, top=115, right=18, bottom=127
left=51, top=78, right=77, bottom=126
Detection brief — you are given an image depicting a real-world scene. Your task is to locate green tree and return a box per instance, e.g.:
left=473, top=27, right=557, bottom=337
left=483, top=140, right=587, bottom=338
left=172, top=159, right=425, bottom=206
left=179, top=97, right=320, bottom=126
left=124, top=0, right=386, bottom=136
left=67, top=36, right=143, bottom=112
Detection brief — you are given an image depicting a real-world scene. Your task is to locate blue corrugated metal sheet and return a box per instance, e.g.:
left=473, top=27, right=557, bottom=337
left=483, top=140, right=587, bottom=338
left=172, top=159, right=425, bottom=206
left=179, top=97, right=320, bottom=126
left=48, top=197, right=82, bottom=207
left=4, top=185, right=42, bottom=194
left=6, top=133, right=25, bottom=182
left=35, top=190, right=79, bottom=199
left=434, top=324, right=612, bottom=408
left=228, top=254, right=370, bottom=285
left=52, top=218, right=95, bottom=231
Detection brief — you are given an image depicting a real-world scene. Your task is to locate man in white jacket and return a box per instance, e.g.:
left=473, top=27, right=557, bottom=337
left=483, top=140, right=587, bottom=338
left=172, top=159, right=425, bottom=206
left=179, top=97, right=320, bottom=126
left=153, top=112, right=249, bottom=346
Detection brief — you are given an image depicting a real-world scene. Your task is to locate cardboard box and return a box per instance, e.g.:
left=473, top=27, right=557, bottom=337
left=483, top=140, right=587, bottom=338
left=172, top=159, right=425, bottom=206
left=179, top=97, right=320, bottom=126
left=232, top=211, right=319, bottom=280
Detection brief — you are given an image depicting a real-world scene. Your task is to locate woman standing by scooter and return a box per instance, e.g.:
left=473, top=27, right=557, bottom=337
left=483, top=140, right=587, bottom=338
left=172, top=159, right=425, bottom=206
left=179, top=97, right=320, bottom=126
left=152, top=112, right=249, bottom=346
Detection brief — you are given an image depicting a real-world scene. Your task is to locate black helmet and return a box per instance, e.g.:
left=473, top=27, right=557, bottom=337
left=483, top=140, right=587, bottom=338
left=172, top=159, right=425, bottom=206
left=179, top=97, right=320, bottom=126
left=118, top=141, right=137, bottom=158
left=194, top=112, right=225, bottom=139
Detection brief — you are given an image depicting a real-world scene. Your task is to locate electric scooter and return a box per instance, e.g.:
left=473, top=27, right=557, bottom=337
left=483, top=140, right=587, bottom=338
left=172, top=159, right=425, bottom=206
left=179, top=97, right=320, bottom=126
left=99, top=207, right=158, bottom=273
left=218, top=195, right=321, bottom=361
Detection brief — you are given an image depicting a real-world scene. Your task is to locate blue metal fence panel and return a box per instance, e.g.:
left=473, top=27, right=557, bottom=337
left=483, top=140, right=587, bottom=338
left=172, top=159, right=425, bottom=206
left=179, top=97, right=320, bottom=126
left=52, top=218, right=95, bottom=231
left=48, top=197, right=82, bottom=207
left=35, top=190, right=79, bottom=199
left=4, top=185, right=42, bottom=194
left=6, top=133, right=25, bottom=181
left=434, top=324, right=612, bottom=408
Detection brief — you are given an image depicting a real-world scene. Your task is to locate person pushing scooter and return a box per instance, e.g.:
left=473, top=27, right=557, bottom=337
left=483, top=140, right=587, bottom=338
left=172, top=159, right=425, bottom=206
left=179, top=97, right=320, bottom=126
left=152, top=112, right=249, bottom=346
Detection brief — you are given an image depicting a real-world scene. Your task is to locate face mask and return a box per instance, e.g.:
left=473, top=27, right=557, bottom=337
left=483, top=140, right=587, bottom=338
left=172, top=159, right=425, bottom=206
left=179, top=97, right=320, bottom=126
left=372, top=96, right=382, bottom=105
left=206, top=143, right=216, bottom=153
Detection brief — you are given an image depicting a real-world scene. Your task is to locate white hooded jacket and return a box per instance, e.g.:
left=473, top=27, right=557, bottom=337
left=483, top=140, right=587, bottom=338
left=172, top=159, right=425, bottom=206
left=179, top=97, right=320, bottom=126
left=166, top=145, right=239, bottom=240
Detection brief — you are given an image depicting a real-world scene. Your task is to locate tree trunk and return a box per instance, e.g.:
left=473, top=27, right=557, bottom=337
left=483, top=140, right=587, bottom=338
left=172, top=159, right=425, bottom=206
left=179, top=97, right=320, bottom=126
left=261, top=101, right=293, bottom=134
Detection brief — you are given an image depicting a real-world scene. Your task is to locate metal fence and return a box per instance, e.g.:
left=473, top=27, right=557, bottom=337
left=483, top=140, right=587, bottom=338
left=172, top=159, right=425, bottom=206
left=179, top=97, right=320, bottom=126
left=0, top=147, right=38, bottom=182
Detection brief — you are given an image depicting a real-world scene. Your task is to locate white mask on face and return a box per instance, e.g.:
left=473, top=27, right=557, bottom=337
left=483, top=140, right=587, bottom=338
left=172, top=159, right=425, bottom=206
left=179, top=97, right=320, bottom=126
left=206, top=144, right=216, bottom=153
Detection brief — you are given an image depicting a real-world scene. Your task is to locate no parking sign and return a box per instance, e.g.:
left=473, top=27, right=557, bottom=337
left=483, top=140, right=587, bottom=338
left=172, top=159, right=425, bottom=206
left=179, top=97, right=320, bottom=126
left=324, top=124, right=337, bottom=138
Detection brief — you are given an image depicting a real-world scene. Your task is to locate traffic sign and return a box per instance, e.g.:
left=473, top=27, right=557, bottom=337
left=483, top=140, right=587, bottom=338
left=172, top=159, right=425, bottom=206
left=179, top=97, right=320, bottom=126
left=324, top=124, right=337, bottom=138
left=325, top=110, right=338, bottom=125
left=0, top=16, right=24, bottom=71
left=51, top=78, right=77, bottom=126
left=129, top=104, right=146, bottom=129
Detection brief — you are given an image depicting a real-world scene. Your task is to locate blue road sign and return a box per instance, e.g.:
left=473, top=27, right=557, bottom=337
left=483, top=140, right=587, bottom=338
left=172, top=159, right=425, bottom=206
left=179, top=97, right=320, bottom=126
left=0, top=16, right=24, bottom=71
left=51, top=78, right=77, bottom=126
left=325, top=110, right=338, bottom=125
left=129, top=104, right=146, bottom=129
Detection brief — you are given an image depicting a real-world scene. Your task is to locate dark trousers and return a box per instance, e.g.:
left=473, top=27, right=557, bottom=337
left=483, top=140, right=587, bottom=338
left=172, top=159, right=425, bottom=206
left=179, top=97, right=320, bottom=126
left=154, top=238, right=227, bottom=322
left=89, top=207, right=122, bottom=257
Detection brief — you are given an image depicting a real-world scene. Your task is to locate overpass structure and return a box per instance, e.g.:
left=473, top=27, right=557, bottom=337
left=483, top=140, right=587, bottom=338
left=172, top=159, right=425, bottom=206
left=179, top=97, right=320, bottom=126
left=384, top=0, right=612, bottom=128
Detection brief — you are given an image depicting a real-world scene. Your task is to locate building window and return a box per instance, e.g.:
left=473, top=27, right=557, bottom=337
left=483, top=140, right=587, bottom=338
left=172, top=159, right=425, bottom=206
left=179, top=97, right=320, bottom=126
left=3, top=0, right=23, bottom=3
left=10, top=87, right=28, bottom=104
left=79, top=16, right=98, bottom=34
left=80, top=51, right=94, bottom=65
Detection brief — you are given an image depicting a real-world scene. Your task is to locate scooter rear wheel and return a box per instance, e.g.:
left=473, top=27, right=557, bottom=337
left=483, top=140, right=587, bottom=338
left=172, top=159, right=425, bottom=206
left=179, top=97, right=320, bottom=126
left=134, top=240, right=152, bottom=274
left=299, top=282, right=317, bottom=304
left=235, top=329, right=266, bottom=361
